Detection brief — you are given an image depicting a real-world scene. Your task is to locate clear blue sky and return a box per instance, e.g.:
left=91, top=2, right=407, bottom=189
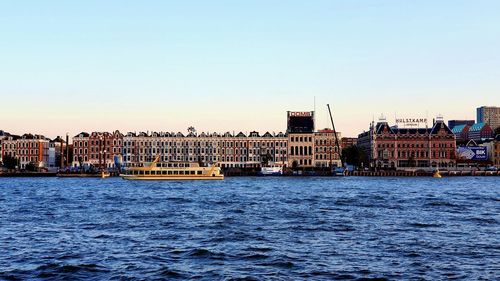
left=1, top=0, right=499, bottom=138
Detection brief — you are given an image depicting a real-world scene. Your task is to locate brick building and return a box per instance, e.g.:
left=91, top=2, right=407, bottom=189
left=288, top=133, right=315, bottom=168
left=286, top=111, right=316, bottom=169
left=121, top=130, right=287, bottom=169
left=314, top=129, right=342, bottom=168
left=358, top=117, right=456, bottom=169
left=341, top=137, right=357, bottom=148
left=72, top=131, right=123, bottom=169
left=1, top=134, right=50, bottom=169
left=468, top=123, right=494, bottom=141
left=494, top=135, right=500, bottom=167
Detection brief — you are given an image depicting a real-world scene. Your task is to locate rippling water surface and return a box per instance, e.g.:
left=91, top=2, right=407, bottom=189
left=0, top=177, right=498, bottom=280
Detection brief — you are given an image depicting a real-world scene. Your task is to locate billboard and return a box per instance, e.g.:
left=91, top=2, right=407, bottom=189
left=457, top=146, right=488, bottom=161
left=287, top=111, right=314, bottom=133
left=395, top=117, right=428, bottom=128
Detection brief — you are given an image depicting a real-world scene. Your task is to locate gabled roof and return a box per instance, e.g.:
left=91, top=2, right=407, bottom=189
left=52, top=136, right=65, bottom=143
left=74, top=132, right=90, bottom=138
left=430, top=121, right=453, bottom=135
left=262, top=132, right=273, bottom=137
left=375, top=122, right=395, bottom=134
left=112, top=130, right=123, bottom=137
left=6, top=134, right=21, bottom=140
left=249, top=131, right=260, bottom=137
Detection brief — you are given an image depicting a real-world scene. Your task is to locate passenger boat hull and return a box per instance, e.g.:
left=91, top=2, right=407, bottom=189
left=120, top=156, right=224, bottom=180
left=120, top=174, right=224, bottom=180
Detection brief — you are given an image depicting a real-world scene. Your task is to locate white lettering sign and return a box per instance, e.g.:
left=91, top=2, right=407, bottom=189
left=395, top=118, right=428, bottom=127
left=290, top=112, right=312, bottom=117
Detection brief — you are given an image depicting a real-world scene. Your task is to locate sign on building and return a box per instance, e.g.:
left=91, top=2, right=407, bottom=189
left=395, top=117, right=428, bottom=128
left=457, top=146, right=488, bottom=161
left=287, top=111, right=315, bottom=133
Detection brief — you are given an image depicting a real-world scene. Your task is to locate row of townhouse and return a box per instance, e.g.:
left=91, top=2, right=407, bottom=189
left=1, top=134, right=50, bottom=169
left=73, top=131, right=123, bottom=169
left=122, top=131, right=288, bottom=168
left=71, top=130, right=343, bottom=169
left=0, top=131, right=70, bottom=170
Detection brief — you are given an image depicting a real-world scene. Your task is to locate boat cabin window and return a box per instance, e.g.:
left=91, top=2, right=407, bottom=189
left=168, top=171, right=172, bottom=175
left=197, top=171, right=202, bottom=175
left=162, top=171, right=167, bottom=175
left=190, top=171, right=195, bottom=175
left=173, top=171, right=178, bottom=175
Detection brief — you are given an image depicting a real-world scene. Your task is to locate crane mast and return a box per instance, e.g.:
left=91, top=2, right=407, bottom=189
left=327, top=104, right=344, bottom=168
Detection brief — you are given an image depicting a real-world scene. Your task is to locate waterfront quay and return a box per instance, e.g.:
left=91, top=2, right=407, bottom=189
left=1, top=108, right=499, bottom=175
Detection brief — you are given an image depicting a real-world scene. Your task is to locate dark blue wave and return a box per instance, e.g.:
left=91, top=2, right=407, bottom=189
left=0, top=177, right=498, bottom=280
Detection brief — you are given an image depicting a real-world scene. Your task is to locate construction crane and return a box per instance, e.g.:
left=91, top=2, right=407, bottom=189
left=327, top=104, right=344, bottom=168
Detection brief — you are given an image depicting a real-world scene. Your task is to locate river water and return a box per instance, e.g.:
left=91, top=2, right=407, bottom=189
left=0, top=177, right=498, bottom=280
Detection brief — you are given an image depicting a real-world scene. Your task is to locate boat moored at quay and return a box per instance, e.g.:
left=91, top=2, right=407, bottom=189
left=120, top=156, right=224, bottom=180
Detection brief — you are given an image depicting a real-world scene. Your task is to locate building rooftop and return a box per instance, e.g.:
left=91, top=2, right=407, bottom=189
left=469, top=122, right=488, bottom=132
left=74, top=132, right=90, bottom=138
left=451, top=124, right=468, bottom=134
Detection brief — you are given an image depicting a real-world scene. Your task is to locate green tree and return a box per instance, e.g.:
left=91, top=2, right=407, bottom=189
left=25, top=162, right=37, bottom=172
left=342, top=145, right=367, bottom=167
left=2, top=155, right=18, bottom=170
left=261, top=152, right=273, bottom=166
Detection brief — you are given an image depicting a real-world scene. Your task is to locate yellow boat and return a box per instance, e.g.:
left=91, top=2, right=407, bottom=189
left=433, top=169, right=442, bottom=178
left=120, top=156, right=224, bottom=180
left=101, top=171, right=110, bottom=179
